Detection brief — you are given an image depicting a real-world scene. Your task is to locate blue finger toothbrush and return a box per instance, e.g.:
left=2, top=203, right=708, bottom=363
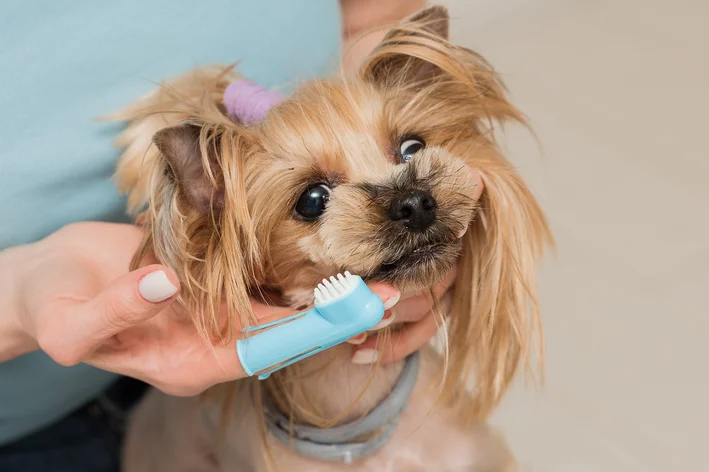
left=237, top=272, right=385, bottom=380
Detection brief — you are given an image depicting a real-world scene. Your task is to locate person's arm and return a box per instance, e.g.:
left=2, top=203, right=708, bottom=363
left=340, top=0, right=427, bottom=75
left=0, top=246, right=33, bottom=362
left=0, top=223, right=403, bottom=394
left=0, top=224, right=178, bottom=364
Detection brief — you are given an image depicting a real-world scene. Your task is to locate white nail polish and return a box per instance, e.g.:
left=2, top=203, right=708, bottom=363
left=347, top=334, right=367, bottom=345
left=456, top=225, right=468, bottom=239
left=371, top=312, right=396, bottom=330
left=352, top=349, right=380, bottom=365
left=383, top=293, right=400, bottom=310
left=138, top=271, right=178, bottom=303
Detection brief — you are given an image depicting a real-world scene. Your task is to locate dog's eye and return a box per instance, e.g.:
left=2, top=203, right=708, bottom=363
left=295, top=184, right=330, bottom=221
left=399, top=137, right=425, bottom=162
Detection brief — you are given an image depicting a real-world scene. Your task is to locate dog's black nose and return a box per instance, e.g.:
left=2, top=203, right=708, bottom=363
left=388, top=190, right=437, bottom=232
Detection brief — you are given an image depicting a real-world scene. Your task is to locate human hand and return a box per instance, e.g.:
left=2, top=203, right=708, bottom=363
left=347, top=266, right=456, bottom=365
left=0, top=222, right=399, bottom=396
left=340, top=0, right=426, bottom=75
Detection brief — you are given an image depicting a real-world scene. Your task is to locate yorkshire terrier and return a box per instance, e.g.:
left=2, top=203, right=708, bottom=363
left=111, top=6, right=551, bottom=471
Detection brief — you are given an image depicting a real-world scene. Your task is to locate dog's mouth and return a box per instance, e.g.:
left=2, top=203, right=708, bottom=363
left=378, top=240, right=449, bottom=273
left=368, top=236, right=463, bottom=285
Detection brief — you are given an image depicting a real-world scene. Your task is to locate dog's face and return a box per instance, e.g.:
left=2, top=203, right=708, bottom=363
left=137, top=6, right=551, bottom=420
left=245, top=81, right=483, bottom=305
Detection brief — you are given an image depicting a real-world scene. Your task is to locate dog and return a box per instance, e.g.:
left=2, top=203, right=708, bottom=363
left=111, top=6, right=551, bottom=471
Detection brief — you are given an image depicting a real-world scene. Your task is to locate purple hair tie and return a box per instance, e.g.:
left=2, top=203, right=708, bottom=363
left=223, top=80, right=283, bottom=125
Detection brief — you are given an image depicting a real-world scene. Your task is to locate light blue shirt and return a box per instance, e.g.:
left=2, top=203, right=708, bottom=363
left=0, top=0, right=341, bottom=445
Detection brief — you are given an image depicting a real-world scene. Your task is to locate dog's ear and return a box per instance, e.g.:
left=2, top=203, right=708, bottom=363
left=359, top=6, right=554, bottom=421
left=153, top=123, right=223, bottom=214
left=146, top=121, right=260, bottom=341
left=445, top=165, right=552, bottom=421
left=359, top=6, right=450, bottom=88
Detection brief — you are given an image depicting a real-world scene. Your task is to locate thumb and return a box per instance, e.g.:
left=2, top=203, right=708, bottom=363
left=70, top=266, right=180, bottom=358
left=89, top=264, right=180, bottom=335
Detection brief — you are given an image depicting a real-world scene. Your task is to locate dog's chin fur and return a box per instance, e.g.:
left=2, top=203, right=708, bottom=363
left=112, top=6, right=552, bottom=471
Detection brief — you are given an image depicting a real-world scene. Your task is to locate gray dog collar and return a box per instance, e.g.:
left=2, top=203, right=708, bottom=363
left=263, top=351, right=420, bottom=464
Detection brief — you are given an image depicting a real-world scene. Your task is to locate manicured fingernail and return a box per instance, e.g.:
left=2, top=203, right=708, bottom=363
left=347, top=333, right=367, bottom=345
left=138, top=270, right=177, bottom=303
left=383, top=292, right=400, bottom=310
left=456, top=225, right=468, bottom=239
left=352, top=349, right=380, bottom=365
left=371, top=311, right=395, bottom=330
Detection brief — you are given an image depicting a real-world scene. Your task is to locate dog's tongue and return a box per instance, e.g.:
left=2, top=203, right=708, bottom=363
left=223, top=80, right=283, bottom=125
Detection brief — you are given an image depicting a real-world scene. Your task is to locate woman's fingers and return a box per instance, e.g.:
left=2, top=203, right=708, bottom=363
left=91, top=282, right=403, bottom=395
left=352, top=290, right=454, bottom=364
left=90, top=335, right=248, bottom=397
left=389, top=267, right=456, bottom=324
left=38, top=265, right=180, bottom=366
left=345, top=268, right=455, bottom=346
left=352, top=311, right=441, bottom=365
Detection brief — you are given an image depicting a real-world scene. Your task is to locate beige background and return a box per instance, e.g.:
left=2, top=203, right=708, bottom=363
left=438, top=0, right=709, bottom=470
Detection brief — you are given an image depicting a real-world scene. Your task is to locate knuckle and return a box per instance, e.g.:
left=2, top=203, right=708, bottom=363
left=36, top=329, right=82, bottom=366
left=34, top=306, right=84, bottom=366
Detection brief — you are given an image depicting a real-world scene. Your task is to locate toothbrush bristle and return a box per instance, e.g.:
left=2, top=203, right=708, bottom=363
left=313, top=272, right=359, bottom=305
left=315, top=283, right=328, bottom=304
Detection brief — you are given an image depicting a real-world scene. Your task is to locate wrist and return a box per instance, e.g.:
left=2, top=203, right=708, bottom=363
left=0, top=246, right=38, bottom=361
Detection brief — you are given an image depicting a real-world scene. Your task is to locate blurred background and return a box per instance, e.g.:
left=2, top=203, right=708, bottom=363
left=438, top=0, right=708, bottom=470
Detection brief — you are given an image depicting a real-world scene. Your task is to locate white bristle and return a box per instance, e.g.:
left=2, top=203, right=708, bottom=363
left=324, top=279, right=337, bottom=299
left=323, top=279, right=334, bottom=293
left=313, top=272, right=358, bottom=306
left=330, top=276, right=345, bottom=293
left=315, top=283, right=328, bottom=304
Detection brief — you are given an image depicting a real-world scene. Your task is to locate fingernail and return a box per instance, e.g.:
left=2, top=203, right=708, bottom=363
left=352, top=349, right=380, bottom=365
left=371, top=310, right=395, bottom=330
left=383, top=292, right=400, bottom=310
left=138, top=270, right=178, bottom=303
left=348, top=333, right=367, bottom=345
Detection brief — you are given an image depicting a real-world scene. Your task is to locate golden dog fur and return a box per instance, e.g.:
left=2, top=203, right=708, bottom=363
left=111, top=6, right=552, bottom=471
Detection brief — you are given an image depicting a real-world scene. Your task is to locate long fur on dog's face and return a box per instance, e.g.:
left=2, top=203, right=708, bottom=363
left=250, top=79, right=482, bottom=303
left=117, top=6, right=552, bottom=421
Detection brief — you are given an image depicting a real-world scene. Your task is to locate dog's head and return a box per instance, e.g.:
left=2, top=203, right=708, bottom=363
left=131, top=6, right=551, bottom=419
